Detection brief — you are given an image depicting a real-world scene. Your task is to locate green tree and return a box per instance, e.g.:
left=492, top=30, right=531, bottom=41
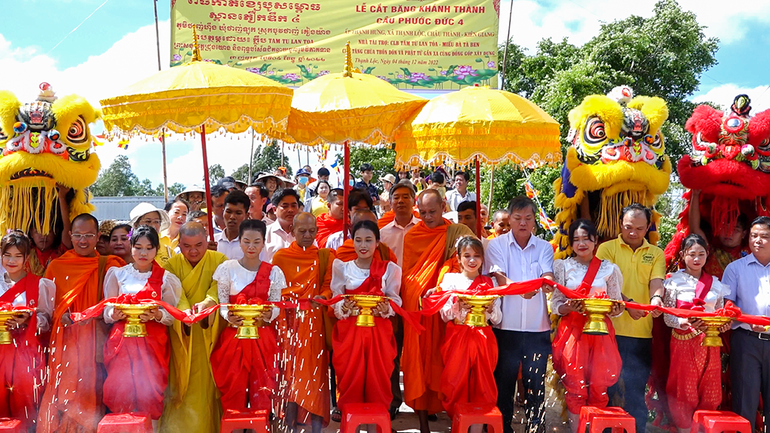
left=91, top=155, right=140, bottom=196
left=168, top=182, right=186, bottom=197
left=337, top=147, right=397, bottom=186
left=231, top=142, right=294, bottom=184
left=207, top=164, right=225, bottom=184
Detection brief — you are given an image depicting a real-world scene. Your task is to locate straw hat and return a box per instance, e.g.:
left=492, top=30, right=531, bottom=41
left=129, top=203, right=170, bottom=232
left=379, top=173, right=397, bottom=185
left=175, top=185, right=205, bottom=201
left=98, top=219, right=117, bottom=237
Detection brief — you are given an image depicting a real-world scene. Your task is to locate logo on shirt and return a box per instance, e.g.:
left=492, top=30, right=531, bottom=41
left=641, top=253, right=654, bottom=265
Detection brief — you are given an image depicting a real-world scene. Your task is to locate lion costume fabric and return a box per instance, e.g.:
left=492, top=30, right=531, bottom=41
left=553, top=86, right=671, bottom=258
left=664, top=95, right=770, bottom=272
left=0, top=83, right=100, bottom=235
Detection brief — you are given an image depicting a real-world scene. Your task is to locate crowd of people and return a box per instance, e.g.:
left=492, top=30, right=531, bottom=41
left=1, top=162, right=769, bottom=433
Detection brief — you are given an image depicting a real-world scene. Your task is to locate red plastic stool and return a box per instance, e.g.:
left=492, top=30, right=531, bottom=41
left=220, top=409, right=270, bottom=433
left=577, top=406, right=636, bottom=433
left=97, top=413, right=152, bottom=433
left=0, top=418, right=23, bottom=432
left=452, top=403, right=504, bottom=433
left=690, top=410, right=751, bottom=433
left=340, top=403, right=391, bottom=433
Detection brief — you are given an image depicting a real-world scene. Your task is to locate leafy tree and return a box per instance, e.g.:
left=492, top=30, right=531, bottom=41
left=91, top=155, right=141, bottom=196
left=134, top=179, right=157, bottom=197
left=207, top=164, right=225, bottom=184
left=231, top=141, right=293, bottom=184
left=167, top=182, right=186, bottom=197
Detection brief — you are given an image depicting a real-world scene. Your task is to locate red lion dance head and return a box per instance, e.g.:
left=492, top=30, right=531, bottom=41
left=665, top=95, right=770, bottom=271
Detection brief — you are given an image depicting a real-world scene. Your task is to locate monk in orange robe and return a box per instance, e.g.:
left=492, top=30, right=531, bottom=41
left=316, top=189, right=344, bottom=248
left=37, top=214, right=125, bottom=433
left=335, top=210, right=397, bottom=264
left=402, top=189, right=474, bottom=433
left=273, top=212, right=334, bottom=433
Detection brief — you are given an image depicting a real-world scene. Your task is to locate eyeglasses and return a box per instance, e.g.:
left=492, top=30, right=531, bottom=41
left=71, top=233, right=97, bottom=240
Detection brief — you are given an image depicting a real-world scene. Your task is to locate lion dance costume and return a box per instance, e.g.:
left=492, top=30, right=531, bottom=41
left=0, top=83, right=100, bottom=237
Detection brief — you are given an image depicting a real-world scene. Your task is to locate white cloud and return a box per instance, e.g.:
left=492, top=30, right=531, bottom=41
left=693, top=84, right=770, bottom=113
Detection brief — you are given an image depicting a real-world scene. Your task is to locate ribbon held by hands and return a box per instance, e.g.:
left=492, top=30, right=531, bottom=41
left=70, top=294, right=219, bottom=325
left=312, top=294, right=426, bottom=332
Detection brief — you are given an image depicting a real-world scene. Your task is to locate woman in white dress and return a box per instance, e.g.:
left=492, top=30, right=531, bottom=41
left=0, top=231, right=54, bottom=431
left=102, top=225, right=182, bottom=429
left=210, top=219, right=287, bottom=412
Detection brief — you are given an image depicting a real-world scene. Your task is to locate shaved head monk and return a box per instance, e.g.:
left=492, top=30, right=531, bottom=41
left=272, top=212, right=335, bottom=433
left=335, top=209, right=397, bottom=264
left=159, top=222, right=228, bottom=432
left=402, top=189, right=474, bottom=433
left=37, top=213, right=125, bottom=433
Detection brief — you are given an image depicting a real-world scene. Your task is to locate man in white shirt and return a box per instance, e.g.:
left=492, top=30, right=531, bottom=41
left=381, top=181, right=419, bottom=265
left=485, top=196, right=554, bottom=433
left=214, top=190, right=249, bottom=260
left=262, top=188, right=301, bottom=262
left=445, top=170, right=476, bottom=211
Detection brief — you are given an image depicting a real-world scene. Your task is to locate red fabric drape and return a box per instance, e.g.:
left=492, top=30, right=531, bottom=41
left=316, top=213, right=343, bottom=248
left=102, top=264, right=170, bottom=420
left=211, top=262, right=278, bottom=412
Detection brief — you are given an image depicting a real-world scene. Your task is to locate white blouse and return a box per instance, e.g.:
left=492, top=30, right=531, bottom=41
left=213, top=259, right=287, bottom=322
left=438, top=273, right=502, bottom=325
left=664, top=270, right=728, bottom=330
left=0, top=273, right=55, bottom=333
left=103, top=264, right=183, bottom=326
left=330, top=259, right=403, bottom=319
left=551, top=257, right=624, bottom=317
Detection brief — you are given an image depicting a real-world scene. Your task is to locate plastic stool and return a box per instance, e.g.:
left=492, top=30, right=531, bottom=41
left=578, top=406, right=636, bottom=433
left=690, top=410, right=751, bottom=433
left=220, top=409, right=269, bottom=433
left=0, top=418, right=23, bottom=432
left=340, top=403, right=391, bottom=433
left=97, top=413, right=152, bottom=433
left=452, top=403, right=504, bottom=433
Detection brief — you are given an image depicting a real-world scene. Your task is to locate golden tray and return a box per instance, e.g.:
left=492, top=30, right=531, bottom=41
left=695, top=316, right=732, bottom=347
left=456, top=294, right=499, bottom=327
left=579, top=298, right=616, bottom=335
left=345, top=294, right=386, bottom=327
left=0, top=309, right=31, bottom=345
left=108, top=303, right=157, bottom=338
left=227, top=304, right=271, bottom=339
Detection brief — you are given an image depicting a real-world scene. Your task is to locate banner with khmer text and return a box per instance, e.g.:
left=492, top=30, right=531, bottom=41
left=170, top=0, right=499, bottom=89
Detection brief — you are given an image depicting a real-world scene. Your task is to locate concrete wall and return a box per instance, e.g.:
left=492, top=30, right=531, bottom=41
left=90, top=196, right=167, bottom=222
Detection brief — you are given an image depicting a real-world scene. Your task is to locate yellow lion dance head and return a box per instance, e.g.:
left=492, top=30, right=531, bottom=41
left=553, top=86, right=671, bottom=258
left=0, top=83, right=101, bottom=235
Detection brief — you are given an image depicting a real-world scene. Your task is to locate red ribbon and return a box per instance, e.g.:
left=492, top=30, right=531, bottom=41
left=312, top=294, right=426, bottom=332
left=70, top=294, right=219, bottom=325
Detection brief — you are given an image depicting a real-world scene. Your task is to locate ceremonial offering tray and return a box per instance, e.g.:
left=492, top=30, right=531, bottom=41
left=227, top=304, right=271, bottom=339
left=456, top=294, right=499, bottom=327
left=0, top=309, right=31, bottom=345
left=108, top=303, right=157, bottom=338
left=580, top=298, right=616, bottom=335
left=696, top=316, right=732, bottom=347
left=346, top=295, right=385, bottom=327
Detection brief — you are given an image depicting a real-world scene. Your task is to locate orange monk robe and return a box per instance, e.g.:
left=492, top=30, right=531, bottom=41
left=37, top=252, right=125, bottom=433
left=272, top=243, right=335, bottom=425
left=316, top=213, right=344, bottom=248
left=335, top=239, right=398, bottom=265
left=401, top=220, right=474, bottom=413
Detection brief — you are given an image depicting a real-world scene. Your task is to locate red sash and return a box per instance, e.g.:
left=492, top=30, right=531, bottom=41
left=348, top=258, right=389, bottom=296
left=576, top=257, right=602, bottom=297
left=676, top=272, right=712, bottom=311
left=232, top=262, right=273, bottom=304
left=0, top=273, right=40, bottom=307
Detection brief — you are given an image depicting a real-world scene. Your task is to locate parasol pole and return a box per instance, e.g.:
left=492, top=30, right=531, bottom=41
left=475, top=157, right=482, bottom=237
left=500, top=0, right=514, bottom=90
left=200, top=125, right=215, bottom=241
left=343, top=140, right=350, bottom=241
left=248, top=128, right=255, bottom=183
left=487, top=166, right=495, bottom=214
left=153, top=0, right=169, bottom=201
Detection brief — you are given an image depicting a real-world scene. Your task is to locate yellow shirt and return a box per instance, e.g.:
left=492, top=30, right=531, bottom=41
left=596, top=235, right=666, bottom=339
left=156, top=235, right=176, bottom=267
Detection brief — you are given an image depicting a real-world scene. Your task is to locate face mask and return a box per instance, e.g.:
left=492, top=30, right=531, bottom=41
left=299, top=177, right=309, bottom=185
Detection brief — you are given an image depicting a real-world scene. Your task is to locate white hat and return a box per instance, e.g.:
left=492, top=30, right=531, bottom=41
left=256, top=173, right=295, bottom=188
left=175, top=185, right=205, bottom=200
left=379, top=173, right=397, bottom=184
left=129, top=203, right=170, bottom=232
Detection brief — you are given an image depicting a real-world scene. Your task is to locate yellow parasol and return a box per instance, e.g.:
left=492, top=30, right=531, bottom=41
left=100, top=27, right=293, bottom=239
left=286, top=42, right=427, bottom=236
left=395, top=86, right=562, bottom=235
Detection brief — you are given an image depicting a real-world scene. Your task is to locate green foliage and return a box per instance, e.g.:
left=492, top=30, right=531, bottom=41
left=654, top=180, right=686, bottom=249
left=230, top=141, right=293, bottom=184
left=91, top=155, right=169, bottom=197
left=499, top=0, right=718, bottom=163
left=338, top=147, right=397, bottom=185
left=207, top=164, right=225, bottom=184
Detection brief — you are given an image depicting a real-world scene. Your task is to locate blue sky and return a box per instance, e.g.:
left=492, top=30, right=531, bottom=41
left=2, top=0, right=769, bottom=187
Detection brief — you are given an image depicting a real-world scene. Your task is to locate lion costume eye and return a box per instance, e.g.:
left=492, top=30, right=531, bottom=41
left=645, top=133, right=664, bottom=153
left=67, top=117, right=88, bottom=144
left=579, top=116, right=608, bottom=157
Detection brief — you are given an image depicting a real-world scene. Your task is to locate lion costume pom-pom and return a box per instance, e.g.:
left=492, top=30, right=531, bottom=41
left=552, top=86, right=672, bottom=258
left=0, top=83, right=101, bottom=235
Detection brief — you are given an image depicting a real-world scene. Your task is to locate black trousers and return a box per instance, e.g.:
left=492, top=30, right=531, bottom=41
left=608, top=336, right=651, bottom=433
left=493, top=329, right=550, bottom=433
left=731, top=329, right=770, bottom=432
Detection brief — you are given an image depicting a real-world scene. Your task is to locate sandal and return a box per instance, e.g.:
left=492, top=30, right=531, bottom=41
left=331, top=407, right=342, bottom=423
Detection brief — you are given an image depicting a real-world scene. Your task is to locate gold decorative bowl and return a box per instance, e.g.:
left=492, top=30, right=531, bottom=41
left=346, top=295, right=385, bottom=327
left=695, top=316, right=732, bottom=347
left=456, top=294, right=499, bottom=327
left=108, top=303, right=157, bottom=337
left=580, top=298, right=616, bottom=335
left=0, top=309, right=31, bottom=345
left=227, top=304, right=271, bottom=339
